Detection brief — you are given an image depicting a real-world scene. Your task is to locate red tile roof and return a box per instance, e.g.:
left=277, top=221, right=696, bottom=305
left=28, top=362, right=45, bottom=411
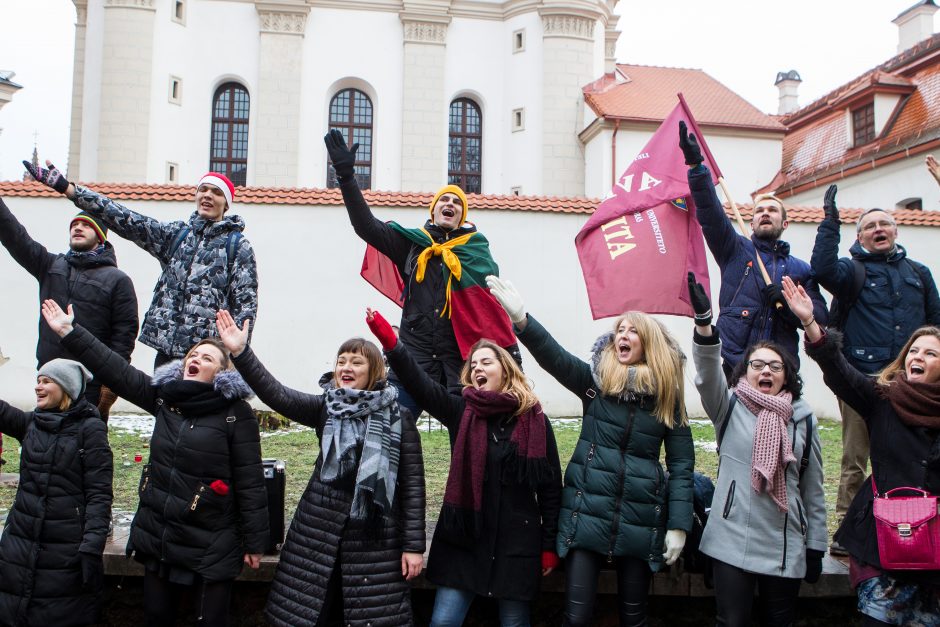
left=4, top=180, right=939, bottom=226
left=583, top=64, right=784, bottom=132
left=764, top=33, right=940, bottom=195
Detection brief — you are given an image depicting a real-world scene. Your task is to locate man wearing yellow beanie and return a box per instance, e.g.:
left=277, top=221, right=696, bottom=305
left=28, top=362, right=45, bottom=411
left=325, top=130, right=518, bottom=417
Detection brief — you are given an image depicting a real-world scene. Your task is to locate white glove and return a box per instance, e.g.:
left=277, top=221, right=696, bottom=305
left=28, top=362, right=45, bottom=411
left=663, top=529, right=686, bottom=566
left=485, top=275, right=527, bottom=324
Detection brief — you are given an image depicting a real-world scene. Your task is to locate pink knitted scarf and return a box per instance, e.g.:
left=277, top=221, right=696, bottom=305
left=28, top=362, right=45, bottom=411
left=734, top=377, right=795, bottom=512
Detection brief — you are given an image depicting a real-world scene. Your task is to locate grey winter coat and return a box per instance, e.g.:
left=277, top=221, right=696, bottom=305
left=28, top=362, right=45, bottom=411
left=71, top=186, right=258, bottom=358
left=693, top=337, right=827, bottom=578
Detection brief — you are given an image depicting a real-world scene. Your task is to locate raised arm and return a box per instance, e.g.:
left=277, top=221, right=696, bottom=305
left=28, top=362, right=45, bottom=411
left=0, top=400, right=31, bottom=442
left=688, top=273, right=733, bottom=425
left=919, top=263, right=940, bottom=325
left=365, top=308, right=463, bottom=426
left=78, top=418, right=114, bottom=557
left=0, top=198, right=57, bottom=279
left=809, top=185, right=855, bottom=297
left=324, top=130, right=412, bottom=265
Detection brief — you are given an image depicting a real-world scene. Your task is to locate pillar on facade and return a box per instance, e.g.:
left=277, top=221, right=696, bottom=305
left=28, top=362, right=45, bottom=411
left=253, top=1, right=309, bottom=187
left=97, top=0, right=157, bottom=182
left=67, top=0, right=88, bottom=180
left=399, top=6, right=450, bottom=193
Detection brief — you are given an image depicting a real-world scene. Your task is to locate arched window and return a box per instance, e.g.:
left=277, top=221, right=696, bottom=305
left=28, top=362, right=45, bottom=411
left=209, top=82, right=249, bottom=186
left=327, top=89, right=373, bottom=189
left=448, top=98, right=482, bottom=194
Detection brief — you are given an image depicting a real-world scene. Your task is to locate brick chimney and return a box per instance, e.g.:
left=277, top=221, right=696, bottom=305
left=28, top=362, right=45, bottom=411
left=774, top=70, right=801, bottom=115
left=893, top=0, right=938, bottom=53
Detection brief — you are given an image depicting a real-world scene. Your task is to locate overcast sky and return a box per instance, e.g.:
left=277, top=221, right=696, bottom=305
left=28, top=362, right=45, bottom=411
left=0, top=0, right=931, bottom=182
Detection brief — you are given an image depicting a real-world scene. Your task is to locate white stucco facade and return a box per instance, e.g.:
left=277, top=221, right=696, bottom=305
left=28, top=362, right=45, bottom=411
left=5, top=193, right=937, bottom=418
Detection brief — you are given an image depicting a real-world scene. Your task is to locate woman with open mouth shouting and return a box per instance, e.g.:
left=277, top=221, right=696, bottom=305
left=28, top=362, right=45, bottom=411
left=366, top=307, right=562, bottom=627
left=214, top=310, right=426, bottom=627
left=785, top=276, right=940, bottom=627
left=41, top=300, right=268, bottom=627
left=688, top=274, right=826, bottom=627
left=486, top=276, right=693, bottom=627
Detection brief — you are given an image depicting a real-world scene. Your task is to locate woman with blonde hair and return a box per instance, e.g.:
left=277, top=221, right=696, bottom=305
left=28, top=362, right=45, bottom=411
left=784, top=277, right=940, bottom=626
left=366, top=308, right=562, bottom=627
left=487, top=277, right=694, bottom=627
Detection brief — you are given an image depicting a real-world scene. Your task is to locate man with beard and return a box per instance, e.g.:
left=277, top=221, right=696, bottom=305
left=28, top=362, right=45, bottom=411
left=0, top=199, right=137, bottom=416
left=324, top=130, right=518, bottom=419
left=679, top=122, right=827, bottom=375
left=811, top=186, right=940, bottom=555
left=24, top=161, right=257, bottom=370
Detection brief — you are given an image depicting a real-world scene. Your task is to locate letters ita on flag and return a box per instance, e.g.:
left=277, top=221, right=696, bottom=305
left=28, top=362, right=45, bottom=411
left=575, top=96, right=719, bottom=320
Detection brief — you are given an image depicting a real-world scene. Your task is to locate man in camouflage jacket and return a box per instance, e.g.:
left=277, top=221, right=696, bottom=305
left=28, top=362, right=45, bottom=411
left=25, top=162, right=258, bottom=368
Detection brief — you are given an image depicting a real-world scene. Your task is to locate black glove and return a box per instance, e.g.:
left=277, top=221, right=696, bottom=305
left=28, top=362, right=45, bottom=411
left=81, top=551, right=104, bottom=591
left=804, top=549, right=824, bottom=584
left=823, top=184, right=839, bottom=223
left=687, top=272, right=712, bottom=327
left=323, top=129, right=359, bottom=183
left=678, top=121, right=704, bottom=167
left=762, top=283, right=786, bottom=310
left=23, top=160, right=69, bottom=194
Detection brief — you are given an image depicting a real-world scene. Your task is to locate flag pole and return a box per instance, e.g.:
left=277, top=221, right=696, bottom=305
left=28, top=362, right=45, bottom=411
left=716, top=178, right=779, bottom=303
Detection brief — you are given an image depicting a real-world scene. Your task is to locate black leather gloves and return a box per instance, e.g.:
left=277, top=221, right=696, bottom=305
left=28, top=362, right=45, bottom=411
left=323, top=129, right=359, bottom=183
left=687, top=272, right=712, bottom=327
left=804, top=549, right=824, bottom=584
left=678, top=121, right=704, bottom=167
left=823, top=185, right=839, bottom=223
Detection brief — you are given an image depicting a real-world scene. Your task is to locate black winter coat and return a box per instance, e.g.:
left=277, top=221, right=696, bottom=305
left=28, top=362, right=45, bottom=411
left=386, top=342, right=562, bottom=601
left=0, top=398, right=112, bottom=627
left=0, top=198, right=138, bottom=372
left=807, top=330, right=940, bottom=577
left=231, top=347, right=426, bottom=627
left=810, top=214, right=940, bottom=374
left=61, top=326, right=269, bottom=582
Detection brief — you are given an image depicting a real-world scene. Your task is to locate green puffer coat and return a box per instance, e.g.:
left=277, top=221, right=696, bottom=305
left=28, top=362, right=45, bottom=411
left=516, top=315, right=694, bottom=571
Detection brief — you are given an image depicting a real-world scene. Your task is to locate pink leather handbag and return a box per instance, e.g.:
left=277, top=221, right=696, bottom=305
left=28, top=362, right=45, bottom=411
left=871, top=476, right=940, bottom=570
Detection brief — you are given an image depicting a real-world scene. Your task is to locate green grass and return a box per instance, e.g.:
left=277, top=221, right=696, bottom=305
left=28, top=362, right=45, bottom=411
left=0, top=415, right=844, bottom=535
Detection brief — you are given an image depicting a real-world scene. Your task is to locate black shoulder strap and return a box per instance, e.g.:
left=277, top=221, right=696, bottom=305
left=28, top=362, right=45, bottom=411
left=226, top=232, right=243, bottom=269
left=168, top=226, right=190, bottom=260
left=582, top=386, right=597, bottom=413
left=828, top=259, right=866, bottom=329
left=799, top=415, right=813, bottom=478
left=716, top=392, right=738, bottom=451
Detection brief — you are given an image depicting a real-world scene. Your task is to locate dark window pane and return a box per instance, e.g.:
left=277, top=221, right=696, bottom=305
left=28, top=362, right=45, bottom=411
left=448, top=98, right=482, bottom=192
left=327, top=88, right=373, bottom=189
left=209, top=82, right=249, bottom=186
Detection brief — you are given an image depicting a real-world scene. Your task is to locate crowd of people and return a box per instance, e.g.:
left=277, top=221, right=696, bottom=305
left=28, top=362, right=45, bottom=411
left=0, top=121, right=937, bottom=626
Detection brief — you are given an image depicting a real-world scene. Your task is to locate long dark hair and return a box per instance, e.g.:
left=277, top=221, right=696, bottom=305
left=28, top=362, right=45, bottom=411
left=729, top=340, right=803, bottom=400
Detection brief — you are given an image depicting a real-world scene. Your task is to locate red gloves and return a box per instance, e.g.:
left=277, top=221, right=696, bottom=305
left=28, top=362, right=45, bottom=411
left=366, top=309, right=398, bottom=351
left=542, top=551, right=560, bottom=571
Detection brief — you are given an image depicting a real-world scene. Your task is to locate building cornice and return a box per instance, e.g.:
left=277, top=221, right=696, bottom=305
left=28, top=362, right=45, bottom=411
left=103, top=0, right=156, bottom=9
left=256, top=2, right=310, bottom=35
left=540, top=12, right=595, bottom=40
left=73, top=0, right=88, bottom=25
left=308, top=0, right=614, bottom=23
left=400, top=18, right=450, bottom=44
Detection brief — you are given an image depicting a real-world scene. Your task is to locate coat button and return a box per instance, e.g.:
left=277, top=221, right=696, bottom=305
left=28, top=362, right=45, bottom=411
left=566, top=538, right=572, bottom=546
left=655, top=506, right=660, bottom=513
left=363, top=577, right=368, bottom=582
left=576, top=490, right=582, bottom=497
left=572, top=512, right=578, bottom=518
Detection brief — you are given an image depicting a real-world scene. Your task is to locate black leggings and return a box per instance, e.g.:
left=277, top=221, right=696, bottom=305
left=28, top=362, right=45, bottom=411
left=563, top=549, right=652, bottom=627
left=142, top=569, right=233, bottom=627
left=712, top=558, right=802, bottom=627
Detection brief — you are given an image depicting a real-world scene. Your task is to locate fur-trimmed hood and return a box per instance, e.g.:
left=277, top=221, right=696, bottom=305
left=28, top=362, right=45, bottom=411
left=588, top=327, right=686, bottom=400
left=152, top=360, right=254, bottom=401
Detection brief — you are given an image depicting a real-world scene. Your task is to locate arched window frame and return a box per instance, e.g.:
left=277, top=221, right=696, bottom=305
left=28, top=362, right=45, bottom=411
left=327, top=88, right=373, bottom=189
left=448, top=97, right=482, bottom=194
left=209, top=82, right=250, bottom=186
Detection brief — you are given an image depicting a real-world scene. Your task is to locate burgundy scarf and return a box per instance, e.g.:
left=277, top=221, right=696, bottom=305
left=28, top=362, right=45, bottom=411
left=440, top=387, right=548, bottom=537
left=735, top=378, right=795, bottom=512
left=883, top=375, right=940, bottom=430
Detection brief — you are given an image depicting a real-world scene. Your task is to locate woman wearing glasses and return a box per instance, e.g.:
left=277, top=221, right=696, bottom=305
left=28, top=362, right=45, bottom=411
left=687, top=274, right=827, bottom=627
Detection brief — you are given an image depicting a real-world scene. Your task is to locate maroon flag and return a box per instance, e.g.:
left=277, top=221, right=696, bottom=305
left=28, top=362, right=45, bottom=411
left=575, top=95, right=720, bottom=319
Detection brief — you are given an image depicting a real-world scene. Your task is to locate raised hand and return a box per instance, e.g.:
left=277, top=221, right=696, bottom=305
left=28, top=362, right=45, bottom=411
left=23, top=159, right=70, bottom=194
left=678, top=121, right=704, bottom=167
left=215, top=310, right=250, bottom=357
left=323, top=129, right=359, bottom=182
left=927, top=155, right=940, bottom=184
left=823, top=185, right=839, bottom=223
left=781, top=276, right=816, bottom=330
left=687, top=272, right=712, bottom=327
left=41, top=299, right=75, bottom=337
left=485, top=275, right=527, bottom=325
left=365, top=308, right=398, bottom=351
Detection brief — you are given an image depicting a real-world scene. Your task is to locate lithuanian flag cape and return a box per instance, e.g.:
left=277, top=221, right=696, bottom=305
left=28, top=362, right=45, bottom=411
left=360, top=222, right=516, bottom=358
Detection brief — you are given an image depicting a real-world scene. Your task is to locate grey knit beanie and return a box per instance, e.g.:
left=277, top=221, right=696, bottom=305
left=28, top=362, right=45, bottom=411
left=37, top=359, right=92, bottom=402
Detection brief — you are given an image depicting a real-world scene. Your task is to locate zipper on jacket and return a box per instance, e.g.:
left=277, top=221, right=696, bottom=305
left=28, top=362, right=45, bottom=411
left=780, top=512, right=789, bottom=571
left=797, top=501, right=806, bottom=536
left=728, top=263, right=752, bottom=305
left=190, top=485, right=206, bottom=511
left=722, top=480, right=736, bottom=519
left=606, top=406, right=637, bottom=561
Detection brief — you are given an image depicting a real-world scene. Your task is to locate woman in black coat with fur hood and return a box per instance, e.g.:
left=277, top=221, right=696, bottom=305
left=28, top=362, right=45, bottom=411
left=42, top=300, right=268, bottom=627
left=0, top=358, right=112, bottom=627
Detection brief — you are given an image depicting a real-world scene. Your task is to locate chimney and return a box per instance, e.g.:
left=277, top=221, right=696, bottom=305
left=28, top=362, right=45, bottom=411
left=893, top=0, right=938, bottom=53
left=775, top=70, right=802, bottom=115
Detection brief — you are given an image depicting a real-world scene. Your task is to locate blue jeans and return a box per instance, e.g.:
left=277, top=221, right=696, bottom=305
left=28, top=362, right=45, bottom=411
left=430, top=586, right=531, bottom=627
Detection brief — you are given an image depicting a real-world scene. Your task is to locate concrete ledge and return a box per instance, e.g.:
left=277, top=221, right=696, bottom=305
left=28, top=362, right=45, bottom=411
left=102, top=524, right=853, bottom=597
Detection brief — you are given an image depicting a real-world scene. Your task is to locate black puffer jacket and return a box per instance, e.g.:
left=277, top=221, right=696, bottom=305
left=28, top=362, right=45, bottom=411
left=231, top=346, right=426, bottom=627
left=807, top=330, right=940, bottom=578
left=0, top=198, right=138, bottom=370
left=62, top=325, right=269, bottom=582
left=385, top=342, right=562, bottom=601
left=0, top=398, right=112, bottom=627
